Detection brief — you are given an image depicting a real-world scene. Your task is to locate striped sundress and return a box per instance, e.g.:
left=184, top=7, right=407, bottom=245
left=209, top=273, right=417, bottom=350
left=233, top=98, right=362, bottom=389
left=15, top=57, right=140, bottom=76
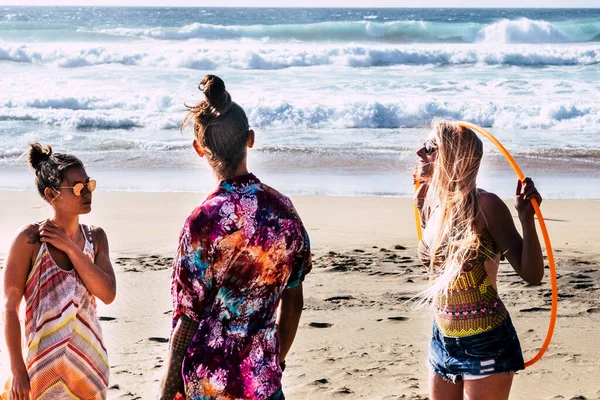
left=3, top=224, right=109, bottom=399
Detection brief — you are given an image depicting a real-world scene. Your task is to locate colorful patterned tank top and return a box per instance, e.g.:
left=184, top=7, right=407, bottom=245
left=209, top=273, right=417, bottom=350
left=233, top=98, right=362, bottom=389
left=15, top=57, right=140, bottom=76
left=418, top=236, right=509, bottom=338
left=4, top=224, right=109, bottom=399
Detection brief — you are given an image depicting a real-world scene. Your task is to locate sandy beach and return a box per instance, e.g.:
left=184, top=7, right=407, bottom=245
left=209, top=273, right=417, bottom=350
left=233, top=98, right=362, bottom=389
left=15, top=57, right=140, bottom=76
left=1, top=190, right=599, bottom=399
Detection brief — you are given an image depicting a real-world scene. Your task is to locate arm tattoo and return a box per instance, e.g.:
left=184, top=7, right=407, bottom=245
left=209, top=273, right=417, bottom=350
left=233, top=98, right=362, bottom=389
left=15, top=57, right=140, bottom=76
left=171, top=315, right=197, bottom=352
left=159, top=315, right=199, bottom=400
left=25, top=224, right=41, bottom=245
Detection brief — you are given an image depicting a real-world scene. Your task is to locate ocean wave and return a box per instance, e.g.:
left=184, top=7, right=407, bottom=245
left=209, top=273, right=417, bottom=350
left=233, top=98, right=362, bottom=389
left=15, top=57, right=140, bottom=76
left=93, top=18, right=600, bottom=44
left=2, top=98, right=599, bottom=131
left=1, top=42, right=599, bottom=69
left=478, top=18, right=571, bottom=44
left=97, top=20, right=479, bottom=43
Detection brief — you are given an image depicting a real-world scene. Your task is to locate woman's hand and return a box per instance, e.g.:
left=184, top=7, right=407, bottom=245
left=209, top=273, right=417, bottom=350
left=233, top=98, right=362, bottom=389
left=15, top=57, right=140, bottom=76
left=38, top=220, right=78, bottom=254
left=413, top=162, right=433, bottom=185
left=515, top=177, right=542, bottom=220
left=10, top=368, right=31, bottom=400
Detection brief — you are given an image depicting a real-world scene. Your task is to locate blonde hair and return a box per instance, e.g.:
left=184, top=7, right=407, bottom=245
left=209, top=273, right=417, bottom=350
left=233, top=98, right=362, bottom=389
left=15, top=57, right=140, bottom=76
left=421, top=121, right=484, bottom=302
left=181, top=75, right=250, bottom=177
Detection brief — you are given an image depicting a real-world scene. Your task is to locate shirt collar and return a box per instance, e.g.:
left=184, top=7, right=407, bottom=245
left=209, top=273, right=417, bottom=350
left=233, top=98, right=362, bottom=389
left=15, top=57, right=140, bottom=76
left=218, top=173, right=260, bottom=192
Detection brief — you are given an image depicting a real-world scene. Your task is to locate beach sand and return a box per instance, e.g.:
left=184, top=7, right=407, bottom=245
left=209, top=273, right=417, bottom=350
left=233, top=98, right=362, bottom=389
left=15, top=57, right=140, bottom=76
left=1, top=190, right=599, bottom=399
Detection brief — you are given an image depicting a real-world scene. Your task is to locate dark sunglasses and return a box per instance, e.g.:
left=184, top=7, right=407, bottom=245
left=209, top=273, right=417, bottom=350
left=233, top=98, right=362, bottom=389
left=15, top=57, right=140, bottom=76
left=57, top=179, right=97, bottom=197
left=423, top=139, right=438, bottom=155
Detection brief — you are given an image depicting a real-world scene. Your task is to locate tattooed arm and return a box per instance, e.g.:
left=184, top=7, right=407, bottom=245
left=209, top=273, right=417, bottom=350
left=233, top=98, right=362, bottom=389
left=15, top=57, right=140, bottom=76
left=158, top=315, right=199, bottom=400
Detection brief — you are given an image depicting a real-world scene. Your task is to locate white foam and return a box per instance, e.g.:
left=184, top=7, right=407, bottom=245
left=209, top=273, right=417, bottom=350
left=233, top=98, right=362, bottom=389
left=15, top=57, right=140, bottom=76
left=92, top=19, right=599, bottom=44
left=1, top=42, right=599, bottom=69
left=2, top=96, right=599, bottom=132
left=479, top=18, right=571, bottom=44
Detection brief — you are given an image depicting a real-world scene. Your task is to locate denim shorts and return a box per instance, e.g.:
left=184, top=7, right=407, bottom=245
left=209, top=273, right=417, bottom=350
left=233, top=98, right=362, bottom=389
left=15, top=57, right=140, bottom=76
left=428, top=317, right=525, bottom=383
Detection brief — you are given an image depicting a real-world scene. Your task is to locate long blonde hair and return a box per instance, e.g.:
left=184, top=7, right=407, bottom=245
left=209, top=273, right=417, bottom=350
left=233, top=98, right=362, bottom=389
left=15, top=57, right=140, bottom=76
left=421, top=121, right=484, bottom=302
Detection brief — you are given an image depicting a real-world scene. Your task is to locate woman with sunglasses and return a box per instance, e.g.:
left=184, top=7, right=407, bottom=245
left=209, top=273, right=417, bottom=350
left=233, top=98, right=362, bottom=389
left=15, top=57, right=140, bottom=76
left=414, top=121, right=544, bottom=400
left=2, top=144, right=115, bottom=400
left=158, top=75, right=311, bottom=400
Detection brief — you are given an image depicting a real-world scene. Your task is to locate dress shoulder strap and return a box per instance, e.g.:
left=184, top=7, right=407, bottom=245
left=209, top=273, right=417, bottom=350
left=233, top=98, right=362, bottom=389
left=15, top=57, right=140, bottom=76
left=79, top=224, right=95, bottom=256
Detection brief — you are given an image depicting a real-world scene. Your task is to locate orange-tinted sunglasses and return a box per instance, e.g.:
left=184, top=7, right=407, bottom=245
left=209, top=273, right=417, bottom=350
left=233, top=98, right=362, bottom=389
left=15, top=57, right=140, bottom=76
left=58, top=179, right=97, bottom=196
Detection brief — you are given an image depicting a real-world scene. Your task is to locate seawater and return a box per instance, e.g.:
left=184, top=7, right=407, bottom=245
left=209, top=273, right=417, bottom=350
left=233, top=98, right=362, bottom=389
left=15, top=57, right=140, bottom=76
left=1, top=7, right=599, bottom=198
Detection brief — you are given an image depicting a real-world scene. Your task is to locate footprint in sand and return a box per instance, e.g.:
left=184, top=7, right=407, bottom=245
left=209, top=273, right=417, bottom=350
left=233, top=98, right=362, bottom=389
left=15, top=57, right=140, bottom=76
left=148, top=337, right=169, bottom=343
left=99, top=316, right=116, bottom=321
left=324, top=296, right=354, bottom=303
left=308, top=322, right=333, bottom=328
left=387, top=316, right=409, bottom=322
left=520, top=307, right=551, bottom=313
left=335, top=386, right=354, bottom=395
left=573, top=283, right=595, bottom=290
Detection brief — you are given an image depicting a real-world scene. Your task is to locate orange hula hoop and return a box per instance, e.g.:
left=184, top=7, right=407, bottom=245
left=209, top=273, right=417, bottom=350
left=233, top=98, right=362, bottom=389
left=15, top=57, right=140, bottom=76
left=413, top=121, right=558, bottom=368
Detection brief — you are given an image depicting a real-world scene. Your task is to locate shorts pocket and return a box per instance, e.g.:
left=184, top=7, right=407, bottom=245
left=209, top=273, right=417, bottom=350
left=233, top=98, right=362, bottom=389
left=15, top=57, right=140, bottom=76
left=463, top=336, right=507, bottom=359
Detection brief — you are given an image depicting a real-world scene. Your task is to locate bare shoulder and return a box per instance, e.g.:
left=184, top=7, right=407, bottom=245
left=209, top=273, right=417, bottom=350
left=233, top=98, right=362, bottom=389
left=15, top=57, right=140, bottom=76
left=16, top=223, right=42, bottom=246
left=8, top=223, right=41, bottom=261
left=90, top=226, right=109, bottom=244
left=478, top=189, right=507, bottom=213
left=478, top=189, right=514, bottom=235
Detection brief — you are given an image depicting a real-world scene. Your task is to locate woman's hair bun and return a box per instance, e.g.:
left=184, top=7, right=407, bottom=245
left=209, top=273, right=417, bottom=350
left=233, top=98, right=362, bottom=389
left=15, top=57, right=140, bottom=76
left=29, top=143, right=53, bottom=170
left=198, top=75, right=231, bottom=115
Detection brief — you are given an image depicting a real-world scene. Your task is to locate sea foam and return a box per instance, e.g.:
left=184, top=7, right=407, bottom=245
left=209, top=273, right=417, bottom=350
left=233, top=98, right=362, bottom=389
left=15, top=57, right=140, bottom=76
left=1, top=42, right=599, bottom=69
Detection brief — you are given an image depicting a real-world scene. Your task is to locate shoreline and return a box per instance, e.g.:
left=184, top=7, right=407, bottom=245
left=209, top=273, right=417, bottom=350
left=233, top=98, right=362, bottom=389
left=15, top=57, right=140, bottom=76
left=1, top=190, right=599, bottom=258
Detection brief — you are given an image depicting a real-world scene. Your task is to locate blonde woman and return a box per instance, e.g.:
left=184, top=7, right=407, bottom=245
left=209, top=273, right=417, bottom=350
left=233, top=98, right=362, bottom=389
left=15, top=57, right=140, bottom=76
left=415, top=122, right=544, bottom=400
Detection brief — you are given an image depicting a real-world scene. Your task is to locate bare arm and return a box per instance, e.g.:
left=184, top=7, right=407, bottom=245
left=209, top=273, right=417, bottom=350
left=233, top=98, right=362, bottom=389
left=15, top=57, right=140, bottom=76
left=39, top=221, right=116, bottom=304
left=415, top=182, right=429, bottom=228
left=277, top=283, right=304, bottom=363
left=158, top=315, right=199, bottom=400
left=414, top=162, right=432, bottom=228
left=3, top=225, right=37, bottom=400
left=481, top=179, right=544, bottom=284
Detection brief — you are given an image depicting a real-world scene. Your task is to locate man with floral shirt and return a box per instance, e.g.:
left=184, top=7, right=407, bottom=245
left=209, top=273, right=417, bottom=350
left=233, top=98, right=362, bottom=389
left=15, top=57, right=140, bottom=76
left=159, top=75, right=311, bottom=400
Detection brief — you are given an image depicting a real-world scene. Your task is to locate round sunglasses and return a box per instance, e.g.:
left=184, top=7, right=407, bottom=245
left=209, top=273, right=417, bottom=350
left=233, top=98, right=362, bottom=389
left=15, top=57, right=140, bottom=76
left=57, top=179, right=97, bottom=197
left=423, top=139, right=437, bottom=155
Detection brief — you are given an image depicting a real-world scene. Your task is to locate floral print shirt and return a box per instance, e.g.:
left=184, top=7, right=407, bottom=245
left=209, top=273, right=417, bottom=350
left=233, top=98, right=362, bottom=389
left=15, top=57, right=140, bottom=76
left=171, top=173, right=311, bottom=400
